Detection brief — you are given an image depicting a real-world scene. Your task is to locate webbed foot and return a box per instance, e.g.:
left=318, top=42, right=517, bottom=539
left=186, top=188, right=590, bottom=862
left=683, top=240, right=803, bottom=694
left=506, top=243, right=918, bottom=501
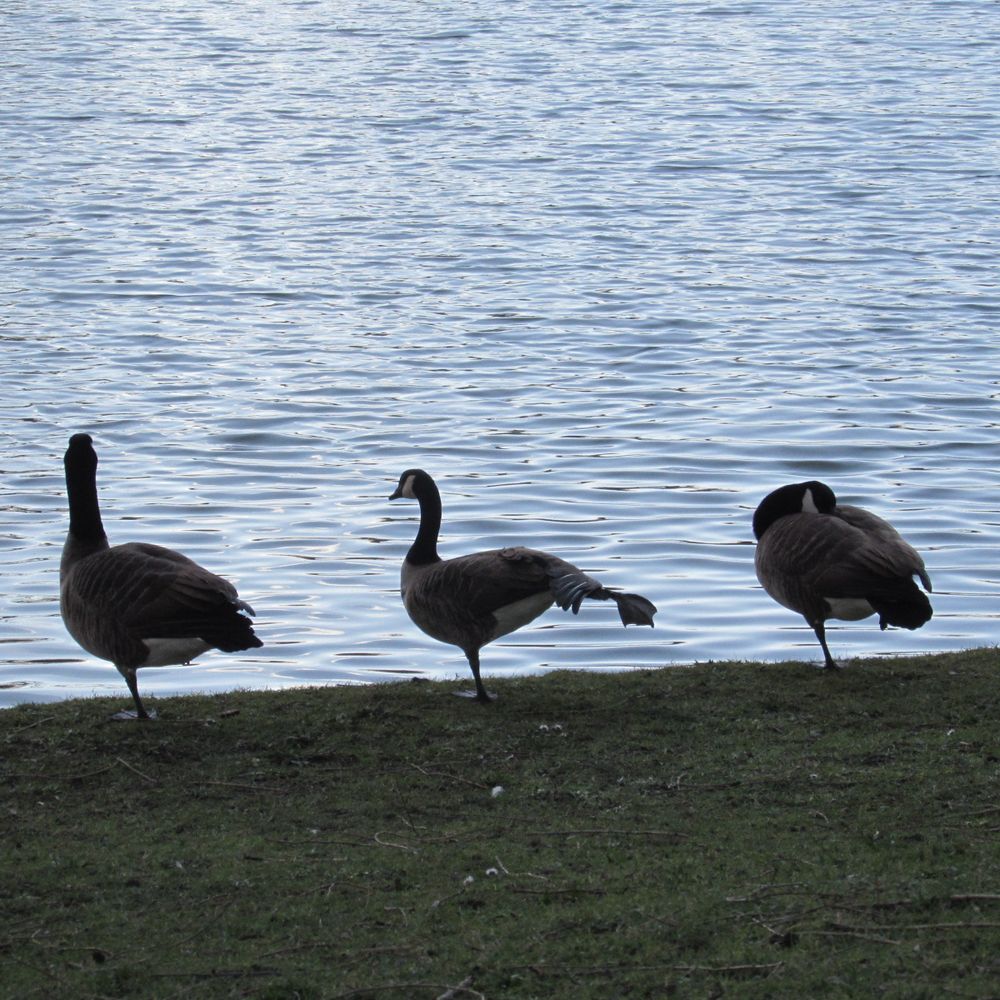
left=110, top=707, right=158, bottom=721
left=453, top=689, right=496, bottom=703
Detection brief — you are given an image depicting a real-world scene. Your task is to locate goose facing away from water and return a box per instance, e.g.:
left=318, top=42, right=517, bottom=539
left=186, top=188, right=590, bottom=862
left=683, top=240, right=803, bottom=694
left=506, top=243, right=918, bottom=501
left=389, top=468, right=657, bottom=702
left=752, top=480, right=932, bottom=670
left=60, top=433, right=263, bottom=719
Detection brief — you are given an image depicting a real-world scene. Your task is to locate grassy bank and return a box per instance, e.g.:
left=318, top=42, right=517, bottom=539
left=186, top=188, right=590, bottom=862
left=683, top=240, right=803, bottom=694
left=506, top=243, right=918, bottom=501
left=2, top=650, right=1000, bottom=999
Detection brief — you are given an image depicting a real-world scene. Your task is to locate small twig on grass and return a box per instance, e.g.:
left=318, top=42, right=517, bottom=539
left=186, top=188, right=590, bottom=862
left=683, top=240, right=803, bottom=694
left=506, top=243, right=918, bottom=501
left=860, top=898, right=915, bottom=911
left=523, top=961, right=783, bottom=980
left=953, top=805, right=1000, bottom=817
left=725, top=881, right=810, bottom=902
left=798, top=928, right=902, bottom=946
left=409, top=762, right=490, bottom=790
left=149, top=967, right=280, bottom=980
left=671, top=962, right=785, bottom=978
left=750, top=915, right=796, bottom=940
left=520, top=828, right=687, bottom=840
left=887, top=921, right=1000, bottom=930
left=19, top=764, right=116, bottom=782
left=309, top=879, right=369, bottom=897
left=436, top=976, right=479, bottom=1000
left=495, top=856, right=548, bottom=881
left=807, top=918, right=1000, bottom=941
left=196, top=780, right=288, bottom=794
left=510, top=887, right=606, bottom=897
left=331, top=982, right=484, bottom=999
left=259, top=941, right=420, bottom=960
left=430, top=888, right=468, bottom=910
left=4, top=716, right=56, bottom=740
left=744, top=905, right=827, bottom=930
left=270, top=831, right=456, bottom=850
left=115, top=757, right=157, bottom=785
left=269, top=837, right=372, bottom=847
left=373, top=831, right=419, bottom=853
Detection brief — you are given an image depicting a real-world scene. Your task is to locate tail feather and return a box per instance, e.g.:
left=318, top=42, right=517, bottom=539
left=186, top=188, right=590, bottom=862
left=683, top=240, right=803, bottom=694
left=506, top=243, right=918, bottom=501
left=549, top=570, right=657, bottom=627
left=167, top=613, right=263, bottom=653
left=611, top=592, right=657, bottom=627
left=192, top=598, right=263, bottom=653
left=872, top=580, right=933, bottom=631
left=550, top=572, right=598, bottom=614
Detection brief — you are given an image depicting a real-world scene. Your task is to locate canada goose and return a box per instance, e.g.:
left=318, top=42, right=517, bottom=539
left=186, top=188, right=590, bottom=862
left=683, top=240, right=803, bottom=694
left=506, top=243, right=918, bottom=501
left=60, top=433, right=263, bottom=719
left=752, top=480, right=932, bottom=669
left=389, top=468, right=657, bottom=702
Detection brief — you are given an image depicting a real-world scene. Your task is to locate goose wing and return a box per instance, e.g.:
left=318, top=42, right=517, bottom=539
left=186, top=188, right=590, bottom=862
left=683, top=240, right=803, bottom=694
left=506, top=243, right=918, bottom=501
left=758, top=511, right=927, bottom=598
left=62, top=542, right=259, bottom=663
left=833, top=505, right=932, bottom=591
left=401, top=547, right=567, bottom=647
left=414, top=547, right=555, bottom=616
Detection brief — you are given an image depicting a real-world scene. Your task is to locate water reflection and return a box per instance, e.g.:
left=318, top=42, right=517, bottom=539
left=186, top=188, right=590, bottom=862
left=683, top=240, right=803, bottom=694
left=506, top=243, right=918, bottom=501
left=2, top=1, right=999, bottom=707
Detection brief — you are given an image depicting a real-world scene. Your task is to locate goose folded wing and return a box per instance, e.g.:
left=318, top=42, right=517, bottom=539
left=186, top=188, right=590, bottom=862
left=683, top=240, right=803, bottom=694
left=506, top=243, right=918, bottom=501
left=107, top=543, right=248, bottom=639
left=806, top=530, right=927, bottom=601
left=429, top=548, right=556, bottom=618
left=832, top=506, right=931, bottom=590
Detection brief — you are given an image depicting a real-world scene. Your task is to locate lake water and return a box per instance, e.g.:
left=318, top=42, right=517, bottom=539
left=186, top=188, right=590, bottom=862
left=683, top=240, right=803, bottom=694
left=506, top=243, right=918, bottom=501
left=2, top=1, right=998, bottom=710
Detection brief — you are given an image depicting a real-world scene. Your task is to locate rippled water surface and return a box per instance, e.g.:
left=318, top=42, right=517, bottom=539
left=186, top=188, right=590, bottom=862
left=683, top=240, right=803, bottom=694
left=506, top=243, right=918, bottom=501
left=2, top=1, right=998, bottom=709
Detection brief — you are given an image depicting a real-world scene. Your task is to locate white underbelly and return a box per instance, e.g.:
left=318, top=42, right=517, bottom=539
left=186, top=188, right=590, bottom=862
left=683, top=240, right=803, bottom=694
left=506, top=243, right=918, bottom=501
left=491, top=593, right=555, bottom=640
left=824, top=597, right=875, bottom=622
left=142, top=637, right=212, bottom=667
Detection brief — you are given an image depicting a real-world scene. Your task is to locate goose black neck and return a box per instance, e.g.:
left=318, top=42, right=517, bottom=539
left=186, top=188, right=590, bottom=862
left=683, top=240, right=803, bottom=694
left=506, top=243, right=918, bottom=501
left=407, top=476, right=442, bottom=566
left=64, top=436, right=108, bottom=547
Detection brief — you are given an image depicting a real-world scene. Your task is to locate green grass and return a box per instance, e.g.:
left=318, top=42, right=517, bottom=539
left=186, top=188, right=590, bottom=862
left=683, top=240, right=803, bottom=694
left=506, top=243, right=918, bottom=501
left=3, top=650, right=1000, bottom=998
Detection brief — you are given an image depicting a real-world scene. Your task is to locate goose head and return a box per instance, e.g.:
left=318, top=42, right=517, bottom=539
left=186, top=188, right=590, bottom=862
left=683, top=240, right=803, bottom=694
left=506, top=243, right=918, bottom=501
left=64, top=432, right=107, bottom=548
left=752, top=480, right=837, bottom=540
left=389, top=468, right=434, bottom=502
left=66, top=432, right=97, bottom=463
left=65, top=433, right=99, bottom=496
left=390, top=468, right=442, bottom=565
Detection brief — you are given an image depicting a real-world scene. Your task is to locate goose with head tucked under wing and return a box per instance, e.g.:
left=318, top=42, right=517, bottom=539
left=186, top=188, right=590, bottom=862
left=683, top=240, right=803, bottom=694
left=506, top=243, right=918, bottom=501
left=752, top=480, right=932, bottom=670
left=59, top=433, right=263, bottom=719
left=389, top=468, right=657, bottom=702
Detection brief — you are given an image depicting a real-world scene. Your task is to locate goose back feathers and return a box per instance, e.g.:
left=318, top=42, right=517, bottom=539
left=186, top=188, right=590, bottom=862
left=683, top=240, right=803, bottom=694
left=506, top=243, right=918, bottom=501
left=60, top=433, right=262, bottom=719
left=753, top=480, right=931, bottom=669
left=390, top=469, right=656, bottom=702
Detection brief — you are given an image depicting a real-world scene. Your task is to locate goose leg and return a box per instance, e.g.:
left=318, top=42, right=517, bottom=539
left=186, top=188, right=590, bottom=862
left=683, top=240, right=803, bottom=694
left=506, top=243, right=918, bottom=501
left=114, top=666, right=157, bottom=720
left=454, top=649, right=495, bottom=703
left=810, top=621, right=843, bottom=671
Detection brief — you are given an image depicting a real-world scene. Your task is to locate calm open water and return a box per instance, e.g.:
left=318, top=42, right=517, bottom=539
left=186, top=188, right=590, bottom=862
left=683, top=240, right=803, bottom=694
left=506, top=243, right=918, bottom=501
left=2, top=1, right=998, bottom=709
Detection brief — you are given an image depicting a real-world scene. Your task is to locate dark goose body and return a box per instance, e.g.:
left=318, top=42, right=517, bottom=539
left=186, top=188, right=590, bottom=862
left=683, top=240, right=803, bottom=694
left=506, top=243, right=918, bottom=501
left=390, top=468, right=657, bottom=702
left=753, top=480, right=932, bottom=669
left=60, top=433, right=262, bottom=719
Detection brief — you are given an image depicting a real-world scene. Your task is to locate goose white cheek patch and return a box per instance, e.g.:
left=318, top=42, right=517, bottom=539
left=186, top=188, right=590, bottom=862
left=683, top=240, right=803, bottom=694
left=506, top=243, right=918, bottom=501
left=802, top=488, right=820, bottom=514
